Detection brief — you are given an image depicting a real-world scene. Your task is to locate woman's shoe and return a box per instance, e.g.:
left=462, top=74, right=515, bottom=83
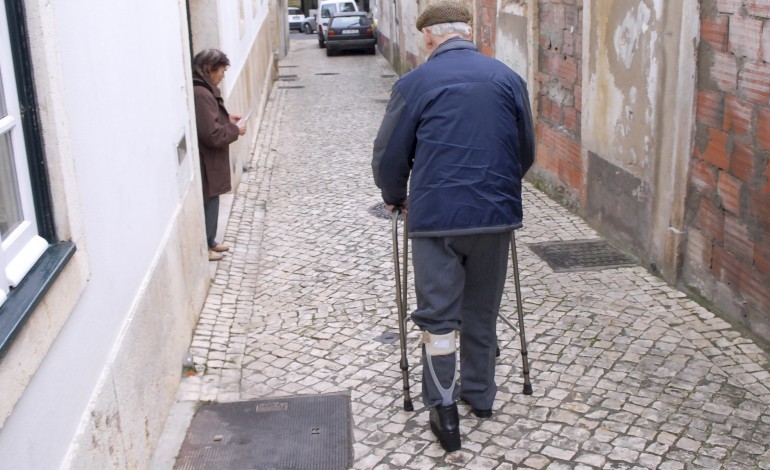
left=208, top=250, right=224, bottom=261
left=210, top=243, right=230, bottom=252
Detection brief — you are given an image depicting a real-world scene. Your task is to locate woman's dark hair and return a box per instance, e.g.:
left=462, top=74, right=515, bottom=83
left=193, top=49, right=231, bottom=81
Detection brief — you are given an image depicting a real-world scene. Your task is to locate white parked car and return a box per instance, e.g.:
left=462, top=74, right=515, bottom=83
left=288, top=7, right=304, bottom=32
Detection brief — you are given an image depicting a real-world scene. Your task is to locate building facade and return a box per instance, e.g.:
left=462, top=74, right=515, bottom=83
left=0, top=0, right=283, bottom=467
left=375, top=0, right=770, bottom=344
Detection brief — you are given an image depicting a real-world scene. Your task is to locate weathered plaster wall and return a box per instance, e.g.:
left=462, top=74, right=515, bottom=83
left=581, top=0, right=697, bottom=270
left=684, top=0, right=770, bottom=340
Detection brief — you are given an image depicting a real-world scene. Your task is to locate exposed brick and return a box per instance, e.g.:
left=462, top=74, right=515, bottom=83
left=763, top=20, right=770, bottom=62
left=749, top=188, right=770, bottom=231
left=754, top=236, right=770, bottom=276
left=722, top=95, right=753, bottom=135
left=724, top=213, right=754, bottom=259
left=731, top=142, right=756, bottom=183
left=748, top=0, right=770, bottom=18
left=556, top=55, right=578, bottom=84
left=717, top=0, right=742, bottom=14
left=712, top=244, right=743, bottom=291
left=758, top=106, right=770, bottom=151
left=698, top=198, right=726, bottom=243
left=697, top=90, right=724, bottom=128
left=702, top=14, right=729, bottom=51
left=739, top=60, right=770, bottom=104
left=554, top=131, right=581, bottom=168
left=537, top=142, right=558, bottom=173
left=764, top=159, right=770, bottom=193
left=698, top=127, right=731, bottom=170
left=740, top=269, right=770, bottom=314
left=711, top=51, right=738, bottom=92
left=686, top=228, right=713, bottom=271
left=563, top=106, right=579, bottom=134
left=575, top=84, right=582, bottom=112
left=691, top=158, right=719, bottom=195
left=718, top=171, right=743, bottom=214
left=729, top=16, right=763, bottom=58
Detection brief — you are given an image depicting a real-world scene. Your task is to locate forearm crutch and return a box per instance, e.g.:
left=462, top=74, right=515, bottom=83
left=392, top=209, right=414, bottom=411
left=510, top=230, right=533, bottom=395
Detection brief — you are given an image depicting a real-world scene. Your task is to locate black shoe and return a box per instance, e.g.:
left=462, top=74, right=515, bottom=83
left=471, top=408, right=492, bottom=418
left=460, top=398, right=493, bottom=419
left=429, top=404, right=461, bottom=452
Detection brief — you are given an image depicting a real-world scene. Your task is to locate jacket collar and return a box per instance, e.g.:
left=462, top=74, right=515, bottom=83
left=428, top=37, right=477, bottom=61
left=192, top=72, right=222, bottom=99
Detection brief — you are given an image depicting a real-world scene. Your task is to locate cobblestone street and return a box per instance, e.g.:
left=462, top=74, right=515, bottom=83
left=168, top=37, right=770, bottom=469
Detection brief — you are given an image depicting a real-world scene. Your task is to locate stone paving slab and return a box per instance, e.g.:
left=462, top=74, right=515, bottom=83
left=173, top=37, right=770, bottom=469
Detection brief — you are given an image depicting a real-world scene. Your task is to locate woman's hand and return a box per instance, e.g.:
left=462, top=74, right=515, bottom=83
left=238, top=125, right=247, bottom=136
left=229, top=114, right=242, bottom=124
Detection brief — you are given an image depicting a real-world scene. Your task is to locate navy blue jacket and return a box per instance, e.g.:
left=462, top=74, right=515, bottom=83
left=372, top=38, right=534, bottom=237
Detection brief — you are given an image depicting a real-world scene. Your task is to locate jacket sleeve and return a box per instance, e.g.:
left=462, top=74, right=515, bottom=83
left=372, top=87, right=415, bottom=207
left=194, top=88, right=240, bottom=149
left=515, top=80, right=535, bottom=175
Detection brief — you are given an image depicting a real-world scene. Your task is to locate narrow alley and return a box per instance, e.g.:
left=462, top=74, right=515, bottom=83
left=160, top=36, right=770, bottom=469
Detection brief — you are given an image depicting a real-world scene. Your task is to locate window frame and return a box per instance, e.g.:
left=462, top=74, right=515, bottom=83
left=0, top=0, right=75, bottom=359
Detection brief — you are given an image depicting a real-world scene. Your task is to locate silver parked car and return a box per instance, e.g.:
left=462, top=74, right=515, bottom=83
left=302, top=10, right=317, bottom=34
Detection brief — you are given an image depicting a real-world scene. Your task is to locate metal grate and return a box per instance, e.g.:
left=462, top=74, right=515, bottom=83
left=528, top=239, right=637, bottom=273
left=175, top=393, right=352, bottom=470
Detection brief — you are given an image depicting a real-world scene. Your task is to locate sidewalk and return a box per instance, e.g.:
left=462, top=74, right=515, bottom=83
left=154, top=37, right=770, bottom=469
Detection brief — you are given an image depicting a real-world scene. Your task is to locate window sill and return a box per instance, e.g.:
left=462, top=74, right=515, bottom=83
left=0, top=241, right=76, bottom=360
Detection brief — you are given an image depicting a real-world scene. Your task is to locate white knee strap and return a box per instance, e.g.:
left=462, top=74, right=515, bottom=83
left=423, top=331, right=458, bottom=406
left=423, top=331, right=457, bottom=356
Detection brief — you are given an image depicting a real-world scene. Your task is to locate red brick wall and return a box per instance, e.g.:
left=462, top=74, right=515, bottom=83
left=686, top=0, right=770, bottom=333
left=476, top=0, right=497, bottom=57
left=535, top=0, right=584, bottom=203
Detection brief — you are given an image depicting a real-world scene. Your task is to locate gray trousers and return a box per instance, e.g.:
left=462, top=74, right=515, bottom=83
left=204, top=195, right=220, bottom=249
left=411, top=232, right=510, bottom=410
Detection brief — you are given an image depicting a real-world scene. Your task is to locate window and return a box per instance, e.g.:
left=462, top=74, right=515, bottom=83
left=0, top=0, right=74, bottom=357
left=0, top=1, right=48, bottom=307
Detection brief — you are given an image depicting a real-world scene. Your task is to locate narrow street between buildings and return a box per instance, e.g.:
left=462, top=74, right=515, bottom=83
left=159, top=36, right=770, bottom=469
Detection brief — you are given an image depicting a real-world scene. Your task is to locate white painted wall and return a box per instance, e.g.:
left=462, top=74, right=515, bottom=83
left=0, top=1, right=207, bottom=468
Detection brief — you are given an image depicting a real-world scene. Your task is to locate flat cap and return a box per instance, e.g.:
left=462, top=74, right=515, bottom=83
left=416, top=1, right=471, bottom=31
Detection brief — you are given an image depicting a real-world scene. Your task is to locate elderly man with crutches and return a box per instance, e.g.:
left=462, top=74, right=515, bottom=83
left=371, top=0, right=535, bottom=452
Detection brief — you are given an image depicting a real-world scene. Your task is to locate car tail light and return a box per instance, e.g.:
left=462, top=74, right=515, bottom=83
left=328, top=29, right=335, bottom=36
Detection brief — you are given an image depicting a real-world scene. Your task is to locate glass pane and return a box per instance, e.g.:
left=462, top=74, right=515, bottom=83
left=0, top=131, right=22, bottom=239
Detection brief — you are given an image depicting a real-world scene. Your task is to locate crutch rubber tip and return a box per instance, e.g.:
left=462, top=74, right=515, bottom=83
left=404, top=400, right=414, bottom=412
left=522, top=384, right=533, bottom=395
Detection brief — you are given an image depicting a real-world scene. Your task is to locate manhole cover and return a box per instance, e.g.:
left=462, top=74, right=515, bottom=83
left=528, top=239, right=636, bottom=272
left=175, top=393, right=352, bottom=470
left=368, top=202, right=405, bottom=220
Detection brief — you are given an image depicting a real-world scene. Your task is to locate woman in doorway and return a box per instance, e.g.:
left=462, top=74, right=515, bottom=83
left=192, top=49, right=246, bottom=261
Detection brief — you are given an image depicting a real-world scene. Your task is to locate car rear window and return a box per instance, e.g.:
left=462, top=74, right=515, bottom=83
left=331, top=16, right=369, bottom=28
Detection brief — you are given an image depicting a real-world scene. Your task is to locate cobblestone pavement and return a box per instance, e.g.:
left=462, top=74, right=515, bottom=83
left=173, top=37, right=770, bottom=469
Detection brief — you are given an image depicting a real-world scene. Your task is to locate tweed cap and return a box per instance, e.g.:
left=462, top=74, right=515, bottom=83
left=416, top=1, right=471, bottom=31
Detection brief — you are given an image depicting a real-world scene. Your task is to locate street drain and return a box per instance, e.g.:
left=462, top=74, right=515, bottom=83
left=374, top=331, right=399, bottom=344
left=278, top=85, right=305, bottom=89
left=381, top=74, right=397, bottom=78
left=368, top=202, right=405, bottom=220
left=316, top=72, right=340, bottom=75
left=374, top=99, right=389, bottom=103
left=528, top=239, right=636, bottom=272
left=279, top=74, right=298, bottom=81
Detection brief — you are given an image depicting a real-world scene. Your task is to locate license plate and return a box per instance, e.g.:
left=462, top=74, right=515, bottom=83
left=342, top=29, right=358, bottom=34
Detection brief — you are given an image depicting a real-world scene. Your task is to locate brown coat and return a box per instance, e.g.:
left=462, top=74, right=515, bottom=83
left=193, top=74, right=241, bottom=198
